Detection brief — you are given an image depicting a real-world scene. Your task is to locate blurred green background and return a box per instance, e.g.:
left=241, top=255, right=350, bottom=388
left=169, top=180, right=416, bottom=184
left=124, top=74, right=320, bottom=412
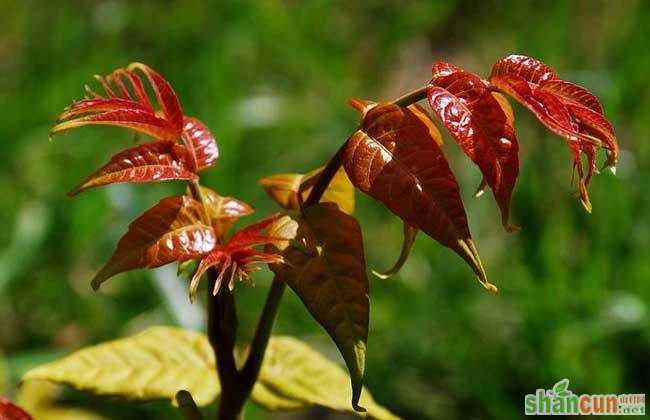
left=1, top=0, right=648, bottom=418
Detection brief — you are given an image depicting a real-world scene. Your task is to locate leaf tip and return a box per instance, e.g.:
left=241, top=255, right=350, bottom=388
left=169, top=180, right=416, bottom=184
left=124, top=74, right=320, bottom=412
left=483, top=281, right=499, bottom=294
left=579, top=182, right=593, bottom=214
left=371, top=269, right=392, bottom=280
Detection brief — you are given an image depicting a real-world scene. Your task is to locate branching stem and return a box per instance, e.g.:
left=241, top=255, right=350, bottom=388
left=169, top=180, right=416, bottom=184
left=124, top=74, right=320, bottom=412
left=190, top=84, right=428, bottom=419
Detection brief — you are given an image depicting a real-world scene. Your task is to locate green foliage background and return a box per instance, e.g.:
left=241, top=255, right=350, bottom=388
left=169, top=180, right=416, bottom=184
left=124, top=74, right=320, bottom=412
left=1, top=0, right=648, bottom=418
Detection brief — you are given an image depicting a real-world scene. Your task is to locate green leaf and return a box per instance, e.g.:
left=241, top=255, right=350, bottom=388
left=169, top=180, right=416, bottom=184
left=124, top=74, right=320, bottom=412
left=256, top=336, right=398, bottom=420
left=21, top=327, right=219, bottom=406
left=269, top=203, right=369, bottom=410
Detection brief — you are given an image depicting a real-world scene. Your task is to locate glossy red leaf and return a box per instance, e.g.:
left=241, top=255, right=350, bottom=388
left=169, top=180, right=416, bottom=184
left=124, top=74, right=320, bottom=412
left=182, top=117, right=219, bottom=170
left=69, top=141, right=197, bottom=196
left=428, top=62, right=520, bottom=230
left=0, top=397, right=32, bottom=420
left=51, top=64, right=184, bottom=142
left=537, top=80, right=605, bottom=114
left=489, top=54, right=619, bottom=211
left=129, top=63, right=184, bottom=133
left=92, top=196, right=216, bottom=290
left=343, top=103, right=496, bottom=292
left=491, top=54, right=556, bottom=85
left=189, top=214, right=283, bottom=299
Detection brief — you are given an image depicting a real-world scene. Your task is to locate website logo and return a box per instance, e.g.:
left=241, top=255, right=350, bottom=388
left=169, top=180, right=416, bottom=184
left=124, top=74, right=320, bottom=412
left=524, top=379, right=645, bottom=416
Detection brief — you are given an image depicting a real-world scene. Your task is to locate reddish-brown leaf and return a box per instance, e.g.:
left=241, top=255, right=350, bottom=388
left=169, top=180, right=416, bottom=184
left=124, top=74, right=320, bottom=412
left=69, top=141, right=197, bottom=196
left=194, top=186, right=254, bottom=238
left=491, top=54, right=556, bottom=85
left=129, top=63, right=184, bottom=134
left=537, top=79, right=605, bottom=114
left=51, top=64, right=184, bottom=142
left=267, top=203, right=369, bottom=410
left=428, top=62, right=520, bottom=230
left=489, top=54, right=619, bottom=211
left=92, top=196, right=216, bottom=290
left=189, top=214, right=283, bottom=299
left=342, top=103, right=496, bottom=292
left=0, top=397, right=32, bottom=420
left=182, top=117, right=220, bottom=170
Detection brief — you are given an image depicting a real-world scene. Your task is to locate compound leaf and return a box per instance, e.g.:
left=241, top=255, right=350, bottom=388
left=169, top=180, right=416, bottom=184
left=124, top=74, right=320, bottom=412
left=490, top=54, right=619, bottom=211
left=51, top=64, right=183, bottom=142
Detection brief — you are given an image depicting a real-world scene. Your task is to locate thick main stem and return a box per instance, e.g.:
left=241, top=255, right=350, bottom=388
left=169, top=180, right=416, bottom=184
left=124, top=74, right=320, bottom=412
left=215, top=278, right=286, bottom=419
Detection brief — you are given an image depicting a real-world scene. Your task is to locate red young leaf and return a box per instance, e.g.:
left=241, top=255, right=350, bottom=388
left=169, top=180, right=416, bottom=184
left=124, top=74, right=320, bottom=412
left=92, top=196, right=216, bottom=290
left=343, top=103, right=496, bottom=292
left=51, top=64, right=184, bottom=142
left=51, top=64, right=221, bottom=173
left=537, top=80, right=605, bottom=114
left=129, top=63, right=184, bottom=133
left=182, top=117, right=220, bottom=170
left=194, top=186, right=254, bottom=238
left=491, top=54, right=557, bottom=85
left=0, top=397, right=32, bottom=420
left=69, top=141, right=197, bottom=196
left=490, top=55, right=619, bottom=211
left=189, top=214, right=283, bottom=300
left=428, top=62, right=520, bottom=230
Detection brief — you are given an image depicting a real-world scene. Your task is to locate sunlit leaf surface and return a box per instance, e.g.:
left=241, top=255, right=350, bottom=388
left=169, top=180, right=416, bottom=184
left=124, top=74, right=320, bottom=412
left=69, top=141, right=197, bottom=196
left=92, top=196, right=216, bottom=290
left=343, top=103, right=496, bottom=292
left=490, top=54, right=619, bottom=211
left=21, top=327, right=396, bottom=418
left=428, top=62, right=520, bottom=230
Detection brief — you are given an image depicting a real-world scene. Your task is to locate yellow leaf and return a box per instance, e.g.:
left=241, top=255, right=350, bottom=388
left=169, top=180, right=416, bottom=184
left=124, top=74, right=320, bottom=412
left=21, top=327, right=219, bottom=406
left=256, top=336, right=399, bottom=420
left=17, top=381, right=105, bottom=420
left=270, top=203, right=369, bottom=409
left=259, top=167, right=355, bottom=214
left=21, top=327, right=396, bottom=418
